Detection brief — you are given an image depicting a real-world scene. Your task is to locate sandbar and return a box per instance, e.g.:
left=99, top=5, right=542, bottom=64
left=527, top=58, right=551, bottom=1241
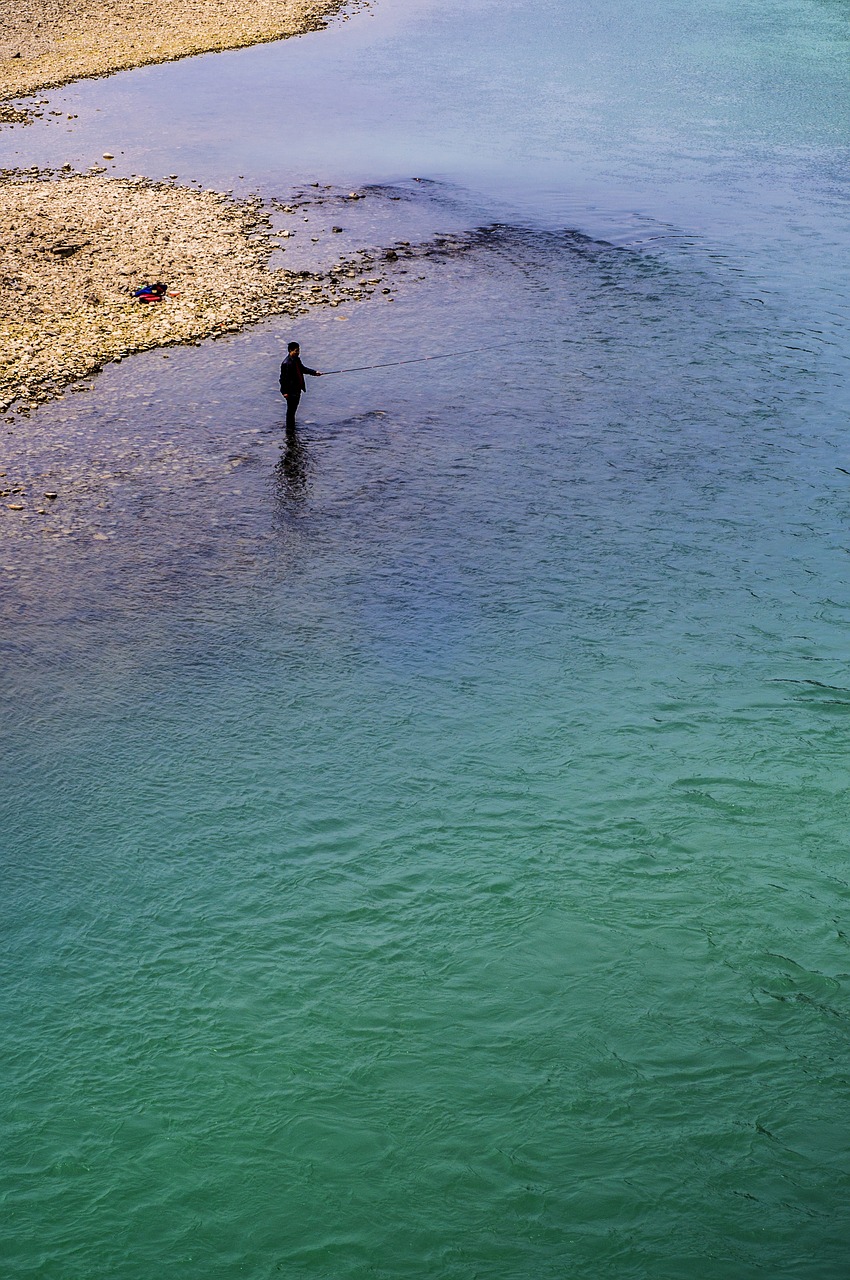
left=0, top=0, right=359, bottom=110
left=0, top=0, right=382, bottom=414
left=0, top=170, right=392, bottom=413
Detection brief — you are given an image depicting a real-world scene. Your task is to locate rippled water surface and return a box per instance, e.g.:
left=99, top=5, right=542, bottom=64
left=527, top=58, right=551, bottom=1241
left=3, top=1, right=850, bottom=1277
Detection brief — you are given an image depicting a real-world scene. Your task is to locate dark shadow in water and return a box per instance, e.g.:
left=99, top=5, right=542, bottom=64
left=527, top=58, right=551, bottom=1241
left=274, top=427, right=311, bottom=508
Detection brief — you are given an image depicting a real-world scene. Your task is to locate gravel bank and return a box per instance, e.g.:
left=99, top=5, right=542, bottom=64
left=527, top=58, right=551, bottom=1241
left=0, top=171, right=390, bottom=414
left=0, top=0, right=380, bottom=413
left=0, top=0, right=359, bottom=112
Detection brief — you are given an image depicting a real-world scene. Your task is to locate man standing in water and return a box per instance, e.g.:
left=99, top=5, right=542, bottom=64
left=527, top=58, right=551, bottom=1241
left=279, top=341, right=322, bottom=431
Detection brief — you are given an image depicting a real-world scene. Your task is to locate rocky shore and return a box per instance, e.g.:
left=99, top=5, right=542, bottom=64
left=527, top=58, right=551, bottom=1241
left=0, top=0, right=388, bottom=415
left=0, top=170, right=394, bottom=414
left=0, top=0, right=358, bottom=114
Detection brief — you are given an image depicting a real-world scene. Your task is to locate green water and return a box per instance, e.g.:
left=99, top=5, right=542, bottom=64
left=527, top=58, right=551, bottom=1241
left=3, top=0, right=850, bottom=1275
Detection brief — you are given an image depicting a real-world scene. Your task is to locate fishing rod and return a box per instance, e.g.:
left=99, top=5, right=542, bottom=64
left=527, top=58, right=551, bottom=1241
left=321, top=340, right=520, bottom=376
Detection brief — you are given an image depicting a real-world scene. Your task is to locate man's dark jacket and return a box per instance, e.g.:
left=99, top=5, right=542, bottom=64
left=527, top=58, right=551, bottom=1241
left=280, top=354, right=319, bottom=395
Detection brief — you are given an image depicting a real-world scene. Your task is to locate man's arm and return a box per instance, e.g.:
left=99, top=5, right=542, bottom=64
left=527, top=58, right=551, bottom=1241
left=302, top=366, right=322, bottom=377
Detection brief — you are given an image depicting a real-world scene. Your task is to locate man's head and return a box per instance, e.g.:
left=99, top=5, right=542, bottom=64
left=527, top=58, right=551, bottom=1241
left=288, top=342, right=300, bottom=355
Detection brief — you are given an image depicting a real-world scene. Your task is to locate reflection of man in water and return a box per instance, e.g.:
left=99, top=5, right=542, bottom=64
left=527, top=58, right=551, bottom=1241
left=279, top=341, right=322, bottom=431
left=277, top=429, right=309, bottom=502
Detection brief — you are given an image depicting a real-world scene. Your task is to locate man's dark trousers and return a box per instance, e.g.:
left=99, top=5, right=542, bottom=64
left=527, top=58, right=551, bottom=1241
left=285, top=391, right=301, bottom=431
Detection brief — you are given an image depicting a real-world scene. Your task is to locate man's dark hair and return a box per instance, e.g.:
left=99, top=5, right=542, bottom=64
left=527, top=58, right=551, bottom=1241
left=288, top=341, right=300, bottom=353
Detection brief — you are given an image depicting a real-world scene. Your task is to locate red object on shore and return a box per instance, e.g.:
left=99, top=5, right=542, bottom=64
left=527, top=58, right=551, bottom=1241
left=133, top=281, right=169, bottom=302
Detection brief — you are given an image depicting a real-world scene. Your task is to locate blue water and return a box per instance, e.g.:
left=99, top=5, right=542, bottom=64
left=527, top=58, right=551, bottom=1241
left=3, top=1, right=850, bottom=1276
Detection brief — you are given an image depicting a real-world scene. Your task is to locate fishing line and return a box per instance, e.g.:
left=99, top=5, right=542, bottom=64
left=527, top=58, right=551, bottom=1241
left=319, top=338, right=594, bottom=379
left=321, top=340, right=520, bottom=376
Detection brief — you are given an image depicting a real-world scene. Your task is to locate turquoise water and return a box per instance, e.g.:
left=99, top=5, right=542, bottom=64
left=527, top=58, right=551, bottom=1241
left=3, top=1, right=850, bottom=1276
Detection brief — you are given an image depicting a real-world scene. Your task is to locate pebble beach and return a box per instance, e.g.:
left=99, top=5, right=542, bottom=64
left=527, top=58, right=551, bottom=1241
left=0, top=0, right=366, bottom=413
left=0, top=0, right=354, bottom=107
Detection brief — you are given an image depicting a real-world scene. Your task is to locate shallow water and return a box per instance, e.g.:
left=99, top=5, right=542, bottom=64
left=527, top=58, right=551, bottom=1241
left=3, top=1, right=850, bottom=1277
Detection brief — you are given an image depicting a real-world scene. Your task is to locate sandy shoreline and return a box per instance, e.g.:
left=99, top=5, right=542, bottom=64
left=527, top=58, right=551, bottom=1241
left=0, top=0, right=358, bottom=109
left=0, top=170, right=393, bottom=414
left=0, top=0, right=387, bottom=414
